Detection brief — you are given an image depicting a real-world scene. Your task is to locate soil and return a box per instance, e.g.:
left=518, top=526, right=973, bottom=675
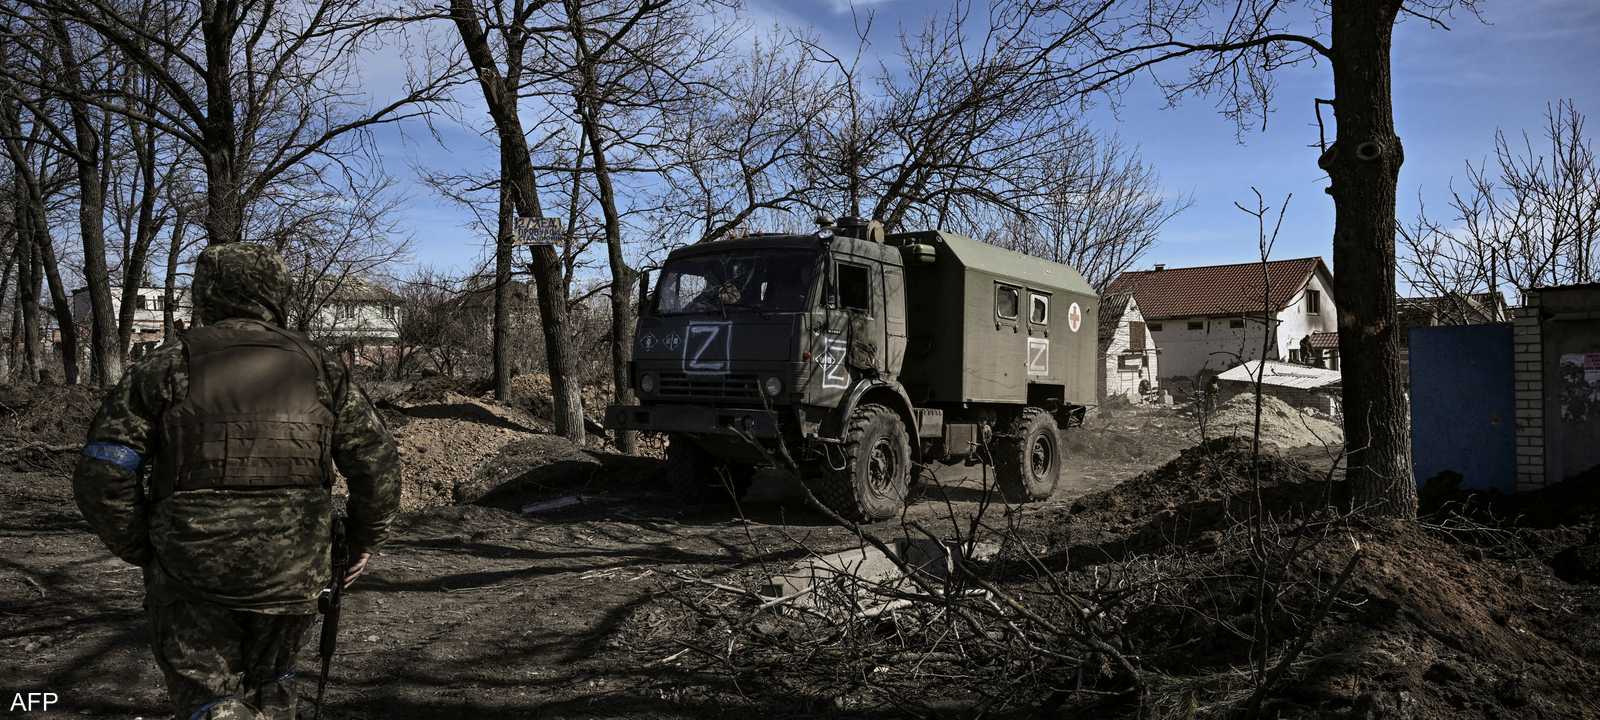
left=1039, top=439, right=1600, bottom=719
left=4, top=381, right=1598, bottom=719
left=1202, top=392, right=1345, bottom=449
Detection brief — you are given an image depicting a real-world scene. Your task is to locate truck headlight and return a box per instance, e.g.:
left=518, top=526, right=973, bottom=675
left=763, top=376, right=783, bottom=397
left=639, top=373, right=657, bottom=394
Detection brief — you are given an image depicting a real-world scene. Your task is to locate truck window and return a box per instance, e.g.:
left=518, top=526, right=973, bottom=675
left=654, top=249, right=818, bottom=314
left=1029, top=293, right=1049, bottom=324
left=838, top=263, right=871, bottom=313
left=884, top=266, right=905, bottom=324
left=996, top=285, right=1020, bottom=320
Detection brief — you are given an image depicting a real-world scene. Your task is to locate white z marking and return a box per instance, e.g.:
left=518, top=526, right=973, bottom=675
left=821, top=338, right=850, bottom=389
left=684, top=322, right=730, bottom=374
left=1027, top=337, right=1050, bottom=376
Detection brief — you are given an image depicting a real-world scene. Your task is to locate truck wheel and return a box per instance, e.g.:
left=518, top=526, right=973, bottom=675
left=995, top=408, right=1061, bottom=502
left=665, top=436, right=754, bottom=502
left=812, top=403, right=911, bottom=521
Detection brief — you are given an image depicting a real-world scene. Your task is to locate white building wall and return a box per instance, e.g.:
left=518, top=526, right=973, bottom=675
left=1100, top=300, right=1159, bottom=400
left=1273, top=271, right=1339, bottom=362
left=1150, top=316, right=1274, bottom=382
left=1152, top=270, right=1340, bottom=382
left=309, top=302, right=401, bottom=341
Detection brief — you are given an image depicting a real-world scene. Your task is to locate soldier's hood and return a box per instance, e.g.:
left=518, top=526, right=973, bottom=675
left=192, top=243, right=291, bottom=326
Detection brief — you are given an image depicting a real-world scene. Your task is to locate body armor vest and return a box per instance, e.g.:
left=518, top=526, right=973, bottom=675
left=153, top=320, right=336, bottom=498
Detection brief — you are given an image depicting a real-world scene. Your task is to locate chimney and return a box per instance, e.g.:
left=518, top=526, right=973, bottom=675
left=1153, top=263, right=1165, bottom=271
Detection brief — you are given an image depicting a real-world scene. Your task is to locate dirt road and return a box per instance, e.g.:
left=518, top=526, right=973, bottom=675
left=0, top=444, right=1158, bottom=719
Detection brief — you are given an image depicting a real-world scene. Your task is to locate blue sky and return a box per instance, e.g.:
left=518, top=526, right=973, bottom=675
left=377, top=0, right=1600, bottom=286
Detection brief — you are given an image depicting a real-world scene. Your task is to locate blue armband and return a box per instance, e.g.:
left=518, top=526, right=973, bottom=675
left=82, top=442, right=144, bottom=473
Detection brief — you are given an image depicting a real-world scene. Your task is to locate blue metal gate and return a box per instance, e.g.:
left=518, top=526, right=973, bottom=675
left=1410, top=324, right=1515, bottom=491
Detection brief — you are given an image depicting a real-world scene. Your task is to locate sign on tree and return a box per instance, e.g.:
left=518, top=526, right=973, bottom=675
left=514, top=216, right=563, bottom=246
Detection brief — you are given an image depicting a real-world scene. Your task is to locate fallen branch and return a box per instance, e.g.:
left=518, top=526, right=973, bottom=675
left=0, top=444, right=80, bottom=455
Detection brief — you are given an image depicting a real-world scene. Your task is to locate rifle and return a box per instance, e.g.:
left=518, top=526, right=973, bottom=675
left=313, top=517, right=348, bottom=720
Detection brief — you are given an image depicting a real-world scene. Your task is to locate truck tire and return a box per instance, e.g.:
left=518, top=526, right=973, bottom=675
left=812, top=403, right=911, bottom=521
left=665, top=436, right=754, bottom=502
left=995, top=407, right=1061, bottom=503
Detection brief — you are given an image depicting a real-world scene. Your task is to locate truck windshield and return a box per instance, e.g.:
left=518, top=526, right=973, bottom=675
left=655, top=250, right=818, bottom=315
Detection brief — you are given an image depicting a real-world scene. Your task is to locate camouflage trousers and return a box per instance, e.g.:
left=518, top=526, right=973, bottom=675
left=146, top=586, right=317, bottom=720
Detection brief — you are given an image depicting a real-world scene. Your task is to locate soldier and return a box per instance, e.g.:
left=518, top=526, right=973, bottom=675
left=72, top=243, right=401, bottom=720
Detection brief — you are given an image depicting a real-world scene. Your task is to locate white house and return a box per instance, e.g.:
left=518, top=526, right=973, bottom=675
left=1106, top=257, right=1338, bottom=386
left=70, top=286, right=193, bottom=356
left=301, top=279, right=403, bottom=344
left=1096, top=291, right=1160, bottom=401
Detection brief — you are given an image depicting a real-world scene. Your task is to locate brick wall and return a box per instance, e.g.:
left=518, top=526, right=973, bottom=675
left=1513, top=292, right=1545, bottom=491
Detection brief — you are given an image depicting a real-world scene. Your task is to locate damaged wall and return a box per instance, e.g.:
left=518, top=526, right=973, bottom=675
left=1514, top=284, right=1600, bottom=491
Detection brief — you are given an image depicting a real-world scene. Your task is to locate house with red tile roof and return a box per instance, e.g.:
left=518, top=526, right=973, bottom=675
left=1105, top=257, right=1338, bottom=385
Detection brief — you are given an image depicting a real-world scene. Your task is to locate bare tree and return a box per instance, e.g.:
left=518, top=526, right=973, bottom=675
left=1032, top=0, right=1485, bottom=518
left=1401, top=100, right=1599, bottom=304
left=647, top=32, right=834, bottom=246
left=0, top=56, right=80, bottom=384
left=554, top=0, right=734, bottom=454
left=797, top=3, right=1094, bottom=232
left=449, top=0, right=586, bottom=443
left=974, top=132, right=1189, bottom=289
left=269, top=174, right=412, bottom=336
left=3, top=0, right=448, bottom=248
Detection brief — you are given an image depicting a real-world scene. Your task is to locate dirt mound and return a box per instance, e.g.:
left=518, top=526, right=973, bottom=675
left=0, top=383, right=104, bottom=447
left=1067, top=404, right=1193, bottom=465
left=382, top=392, right=551, bottom=512
left=1047, top=437, right=1335, bottom=555
left=1033, top=439, right=1600, bottom=719
left=388, top=375, right=494, bottom=405
left=457, top=435, right=597, bottom=504
left=1112, top=519, right=1600, bottom=718
left=1202, top=392, right=1343, bottom=449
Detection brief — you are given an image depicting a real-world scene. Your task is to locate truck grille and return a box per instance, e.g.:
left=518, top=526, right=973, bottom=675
left=657, top=372, right=762, bottom=401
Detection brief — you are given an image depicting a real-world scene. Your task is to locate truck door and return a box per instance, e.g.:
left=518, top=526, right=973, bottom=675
left=1026, top=289, right=1054, bottom=381
left=835, top=259, right=882, bottom=373
left=883, top=265, right=907, bottom=378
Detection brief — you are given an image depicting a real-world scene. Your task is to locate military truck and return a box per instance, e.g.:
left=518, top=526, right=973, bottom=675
left=605, top=217, right=1098, bottom=520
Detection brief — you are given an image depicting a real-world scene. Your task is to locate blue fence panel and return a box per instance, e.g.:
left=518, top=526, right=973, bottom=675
left=1409, top=324, right=1514, bottom=491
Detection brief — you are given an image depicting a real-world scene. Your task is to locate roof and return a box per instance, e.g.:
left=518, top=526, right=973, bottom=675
left=1217, top=360, right=1341, bottom=390
left=1105, top=257, right=1328, bottom=320
left=323, top=278, right=401, bottom=303
left=930, top=231, right=1095, bottom=296
left=1306, top=331, right=1339, bottom=350
left=1397, top=292, right=1507, bottom=325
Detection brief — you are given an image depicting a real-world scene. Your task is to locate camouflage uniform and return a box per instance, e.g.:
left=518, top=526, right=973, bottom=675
left=72, top=244, right=401, bottom=720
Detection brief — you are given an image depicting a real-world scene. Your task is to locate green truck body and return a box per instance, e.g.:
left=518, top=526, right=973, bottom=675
left=605, top=219, right=1098, bottom=519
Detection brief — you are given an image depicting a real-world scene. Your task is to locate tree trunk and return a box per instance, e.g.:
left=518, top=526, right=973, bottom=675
left=32, top=210, right=82, bottom=385
left=452, top=0, right=585, bottom=443
left=51, top=17, right=121, bottom=384
left=17, top=225, right=41, bottom=383
left=117, top=125, right=163, bottom=362
left=567, top=11, right=637, bottom=454
left=200, top=4, right=242, bottom=246
left=1325, top=0, right=1416, bottom=518
left=0, top=231, right=15, bottom=379
left=163, top=201, right=190, bottom=337
left=494, top=150, right=514, bottom=402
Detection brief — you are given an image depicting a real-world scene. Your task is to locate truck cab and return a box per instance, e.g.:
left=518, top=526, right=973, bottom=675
left=606, top=217, right=1096, bottom=520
